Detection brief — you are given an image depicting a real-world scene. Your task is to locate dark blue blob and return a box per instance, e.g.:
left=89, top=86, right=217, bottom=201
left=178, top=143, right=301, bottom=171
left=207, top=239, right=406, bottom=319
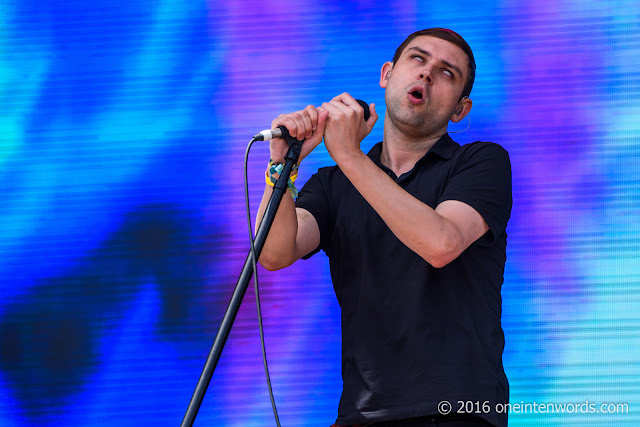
left=0, top=202, right=218, bottom=412
left=0, top=297, right=94, bottom=407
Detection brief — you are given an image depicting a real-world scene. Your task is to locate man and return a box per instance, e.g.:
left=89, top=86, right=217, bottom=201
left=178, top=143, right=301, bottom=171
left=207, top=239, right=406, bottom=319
left=256, top=29, right=512, bottom=427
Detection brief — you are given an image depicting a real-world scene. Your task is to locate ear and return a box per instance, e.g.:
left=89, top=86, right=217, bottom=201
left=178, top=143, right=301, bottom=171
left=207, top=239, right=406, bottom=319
left=380, top=62, right=393, bottom=89
left=450, top=96, right=472, bottom=123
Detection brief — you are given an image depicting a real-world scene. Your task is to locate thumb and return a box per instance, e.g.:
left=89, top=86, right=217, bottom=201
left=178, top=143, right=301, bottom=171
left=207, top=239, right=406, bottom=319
left=366, top=103, right=378, bottom=131
left=314, top=108, right=329, bottom=141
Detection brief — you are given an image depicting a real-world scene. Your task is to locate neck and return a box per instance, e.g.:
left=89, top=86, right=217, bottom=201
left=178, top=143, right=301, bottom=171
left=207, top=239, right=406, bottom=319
left=380, top=115, right=447, bottom=176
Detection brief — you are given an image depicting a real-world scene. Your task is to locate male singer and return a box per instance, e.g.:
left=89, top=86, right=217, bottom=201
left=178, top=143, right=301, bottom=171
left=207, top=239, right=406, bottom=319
left=256, top=28, right=512, bottom=427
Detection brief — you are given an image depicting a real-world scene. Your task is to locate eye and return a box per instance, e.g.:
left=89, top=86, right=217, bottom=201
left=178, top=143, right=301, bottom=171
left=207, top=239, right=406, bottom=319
left=411, top=54, right=424, bottom=63
left=442, top=69, right=453, bottom=78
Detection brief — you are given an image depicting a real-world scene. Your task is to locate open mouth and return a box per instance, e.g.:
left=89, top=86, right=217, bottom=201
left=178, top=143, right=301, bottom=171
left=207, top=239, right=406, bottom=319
left=408, top=86, right=425, bottom=103
left=410, top=90, right=423, bottom=100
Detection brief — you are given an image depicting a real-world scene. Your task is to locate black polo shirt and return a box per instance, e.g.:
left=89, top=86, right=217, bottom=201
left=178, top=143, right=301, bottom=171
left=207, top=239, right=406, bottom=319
left=295, top=134, right=512, bottom=427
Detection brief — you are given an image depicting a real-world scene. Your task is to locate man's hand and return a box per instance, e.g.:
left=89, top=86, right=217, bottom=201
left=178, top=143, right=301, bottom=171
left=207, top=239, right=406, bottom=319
left=269, top=105, right=329, bottom=164
left=320, top=93, right=378, bottom=164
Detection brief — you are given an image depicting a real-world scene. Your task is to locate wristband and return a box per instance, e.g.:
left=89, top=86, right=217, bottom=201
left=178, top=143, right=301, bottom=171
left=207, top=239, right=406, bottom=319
left=265, top=160, right=299, bottom=198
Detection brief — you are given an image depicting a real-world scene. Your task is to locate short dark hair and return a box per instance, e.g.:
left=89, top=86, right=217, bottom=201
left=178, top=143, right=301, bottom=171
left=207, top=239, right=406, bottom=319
left=392, top=28, right=476, bottom=100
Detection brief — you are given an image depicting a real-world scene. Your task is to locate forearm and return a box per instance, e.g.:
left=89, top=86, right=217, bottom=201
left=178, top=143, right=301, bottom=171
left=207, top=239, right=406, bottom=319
left=254, top=103, right=329, bottom=271
left=255, top=184, right=298, bottom=270
left=337, top=152, right=463, bottom=267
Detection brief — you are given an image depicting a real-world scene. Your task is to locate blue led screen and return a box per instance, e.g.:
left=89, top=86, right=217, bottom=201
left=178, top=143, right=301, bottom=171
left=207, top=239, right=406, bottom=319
left=1, top=1, right=639, bottom=426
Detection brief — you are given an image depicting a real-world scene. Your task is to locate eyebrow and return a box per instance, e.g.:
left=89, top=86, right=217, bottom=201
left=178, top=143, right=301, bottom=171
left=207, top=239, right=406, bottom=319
left=407, top=46, right=463, bottom=79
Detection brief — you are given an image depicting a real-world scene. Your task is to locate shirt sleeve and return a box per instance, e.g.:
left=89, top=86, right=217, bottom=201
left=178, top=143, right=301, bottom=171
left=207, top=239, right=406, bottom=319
left=438, top=142, right=512, bottom=245
left=295, top=167, right=334, bottom=259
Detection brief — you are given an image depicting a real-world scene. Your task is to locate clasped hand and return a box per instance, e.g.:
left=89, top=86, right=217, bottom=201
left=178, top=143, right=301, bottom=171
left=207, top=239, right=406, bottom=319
left=269, top=93, right=377, bottom=165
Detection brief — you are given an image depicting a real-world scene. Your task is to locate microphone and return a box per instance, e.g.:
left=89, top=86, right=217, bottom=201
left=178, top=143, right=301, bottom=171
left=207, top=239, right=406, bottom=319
left=253, top=99, right=370, bottom=141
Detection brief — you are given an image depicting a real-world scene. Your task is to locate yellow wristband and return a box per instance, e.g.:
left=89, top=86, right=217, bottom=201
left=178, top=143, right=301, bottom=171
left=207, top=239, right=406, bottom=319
left=265, top=161, right=299, bottom=198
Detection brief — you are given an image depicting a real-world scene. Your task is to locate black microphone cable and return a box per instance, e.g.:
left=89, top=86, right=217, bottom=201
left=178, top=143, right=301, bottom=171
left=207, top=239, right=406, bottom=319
left=241, top=100, right=369, bottom=426
left=244, top=135, right=282, bottom=427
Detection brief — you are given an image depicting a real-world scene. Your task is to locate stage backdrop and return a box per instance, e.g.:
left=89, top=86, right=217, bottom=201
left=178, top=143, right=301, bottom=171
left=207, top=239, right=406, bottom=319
left=1, top=1, right=639, bottom=426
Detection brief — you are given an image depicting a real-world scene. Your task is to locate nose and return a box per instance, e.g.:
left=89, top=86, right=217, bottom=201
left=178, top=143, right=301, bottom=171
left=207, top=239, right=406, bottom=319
left=420, top=66, right=433, bottom=84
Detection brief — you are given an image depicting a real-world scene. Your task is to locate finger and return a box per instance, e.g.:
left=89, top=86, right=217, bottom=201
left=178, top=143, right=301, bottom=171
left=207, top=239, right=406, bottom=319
left=300, top=108, right=329, bottom=160
left=304, top=105, right=319, bottom=130
left=301, top=106, right=316, bottom=139
left=322, top=99, right=347, bottom=114
left=320, top=101, right=345, bottom=122
left=290, top=111, right=311, bottom=140
left=331, top=92, right=357, bottom=107
left=331, top=93, right=364, bottom=120
left=271, top=114, right=299, bottom=140
left=320, top=101, right=334, bottom=114
left=327, top=98, right=355, bottom=120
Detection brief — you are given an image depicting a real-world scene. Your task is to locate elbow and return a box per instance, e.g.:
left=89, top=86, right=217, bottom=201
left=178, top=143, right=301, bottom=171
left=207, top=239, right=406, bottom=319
left=260, top=261, right=282, bottom=271
left=258, top=255, right=283, bottom=271
left=422, top=238, right=462, bottom=269
left=427, top=254, right=455, bottom=269
left=258, top=252, right=292, bottom=272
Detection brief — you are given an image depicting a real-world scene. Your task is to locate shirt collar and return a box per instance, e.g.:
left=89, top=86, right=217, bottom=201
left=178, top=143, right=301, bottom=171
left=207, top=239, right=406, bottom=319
left=367, top=133, right=460, bottom=163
